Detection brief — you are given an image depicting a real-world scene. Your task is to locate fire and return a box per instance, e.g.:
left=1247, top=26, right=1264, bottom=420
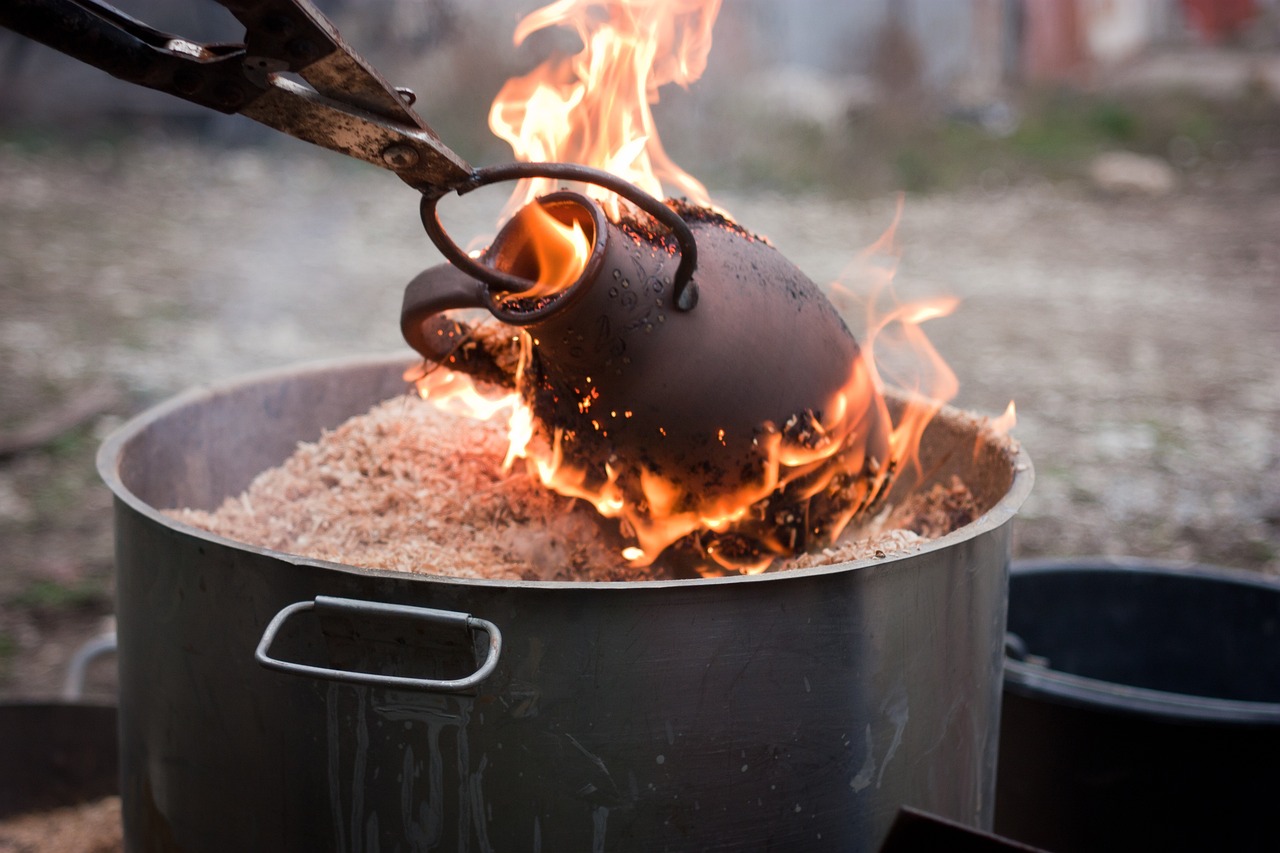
left=492, top=198, right=595, bottom=303
left=488, top=0, right=719, bottom=218
left=990, top=400, right=1018, bottom=436
left=409, top=345, right=897, bottom=576
left=829, top=198, right=961, bottom=484
left=405, top=1, right=1005, bottom=576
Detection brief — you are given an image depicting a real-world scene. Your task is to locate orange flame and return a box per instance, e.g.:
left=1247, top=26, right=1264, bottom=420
left=990, top=400, right=1017, bottom=435
left=493, top=198, right=595, bottom=303
left=409, top=346, right=894, bottom=575
left=405, top=5, right=1008, bottom=576
left=489, top=0, right=720, bottom=218
left=973, top=400, right=1018, bottom=461
left=830, top=198, right=961, bottom=483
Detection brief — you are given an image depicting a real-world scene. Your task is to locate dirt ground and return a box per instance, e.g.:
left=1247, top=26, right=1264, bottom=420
left=1, top=93, right=1278, bottom=700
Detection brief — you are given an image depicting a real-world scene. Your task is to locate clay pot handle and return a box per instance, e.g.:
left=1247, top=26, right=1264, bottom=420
left=420, top=161, right=700, bottom=311
left=400, top=264, right=521, bottom=387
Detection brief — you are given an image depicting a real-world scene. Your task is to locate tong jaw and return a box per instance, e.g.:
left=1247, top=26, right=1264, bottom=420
left=237, top=59, right=471, bottom=194
left=227, top=0, right=473, bottom=191
left=231, top=1, right=413, bottom=119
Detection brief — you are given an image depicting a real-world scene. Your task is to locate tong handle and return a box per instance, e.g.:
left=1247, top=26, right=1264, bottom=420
left=0, top=0, right=254, bottom=113
left=0, top=0, right=473, bottom=194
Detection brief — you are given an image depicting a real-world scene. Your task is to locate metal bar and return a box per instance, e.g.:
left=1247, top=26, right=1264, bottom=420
left=61, top=631, right=119, bottom=701
left=255, top=596, right=502, bottom=692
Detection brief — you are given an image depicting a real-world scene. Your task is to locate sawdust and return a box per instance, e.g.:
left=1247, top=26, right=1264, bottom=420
left=169, top=395, right=979, bottom=581
left=168, top=396, right=649, bottom=582
left=0, top=797, right=122, bottom=853
left=782, top=477, right=977, bottom=570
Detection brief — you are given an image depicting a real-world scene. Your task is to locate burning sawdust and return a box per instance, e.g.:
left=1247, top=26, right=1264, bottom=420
left=785, top=478, right=978, bottom=569
left=168, top=395, right=979, bottom=581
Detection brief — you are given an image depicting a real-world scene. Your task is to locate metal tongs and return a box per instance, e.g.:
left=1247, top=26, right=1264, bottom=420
left=1, top=0, right=698, bottom=300
left=2, top=0, right=471, bottom=192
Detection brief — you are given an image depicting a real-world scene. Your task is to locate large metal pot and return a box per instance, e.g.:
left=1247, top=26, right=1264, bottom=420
left=98, top=354, right=1031, bottom=852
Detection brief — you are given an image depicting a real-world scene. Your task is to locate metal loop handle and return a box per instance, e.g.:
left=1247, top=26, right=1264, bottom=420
left=62, top=631, right=118, bottom=701
left=422, top=161, right=700, bottom=311
left=255, top=595, right=502, bottom=692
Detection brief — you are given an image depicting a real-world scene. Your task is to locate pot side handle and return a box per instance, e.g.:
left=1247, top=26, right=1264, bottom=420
left=255, top=595, right=502, bottom=692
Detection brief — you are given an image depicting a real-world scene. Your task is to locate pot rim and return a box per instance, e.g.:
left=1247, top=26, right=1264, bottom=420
left=1005, top=557, right=1280, bottom=724
left=98, top=352, right=1034, bottom=591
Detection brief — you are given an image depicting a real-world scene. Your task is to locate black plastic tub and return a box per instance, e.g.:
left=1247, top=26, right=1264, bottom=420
left=995, top=557, right=1280, bottom=852
left=0, top=701, right=118, bottom=819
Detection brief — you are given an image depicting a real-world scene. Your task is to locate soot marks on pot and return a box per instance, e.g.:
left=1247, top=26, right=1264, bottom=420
left=555, top=731, right=625, bottom=811
left=876, top=684, right=910, bottom=790
left=849, top=724, right=877, bottom=793
left=504, top=637, right=545, bottom=719
left=324, top=684, right=495, bottom=853
left=592, top=804, right=610, bottom=852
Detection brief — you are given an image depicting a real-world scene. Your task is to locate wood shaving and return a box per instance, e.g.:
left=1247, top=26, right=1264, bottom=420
left=169, top=396, right=654, bottom=582
left=0, top=796, right=122, bottom=853
left=169, top=397, right=978, bottom=581
left=889, top=475, right=980, bottom=538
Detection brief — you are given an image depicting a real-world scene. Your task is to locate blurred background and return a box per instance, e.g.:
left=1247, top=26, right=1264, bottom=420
left=1, top=0, right=1278, bottom=699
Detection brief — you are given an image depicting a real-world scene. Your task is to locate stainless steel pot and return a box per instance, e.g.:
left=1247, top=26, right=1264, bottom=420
left=98, top=354, right=1031, bottom=852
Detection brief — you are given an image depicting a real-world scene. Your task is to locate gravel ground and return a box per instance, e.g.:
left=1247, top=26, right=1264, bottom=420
left=1, top=131, right=1278, bottom=699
